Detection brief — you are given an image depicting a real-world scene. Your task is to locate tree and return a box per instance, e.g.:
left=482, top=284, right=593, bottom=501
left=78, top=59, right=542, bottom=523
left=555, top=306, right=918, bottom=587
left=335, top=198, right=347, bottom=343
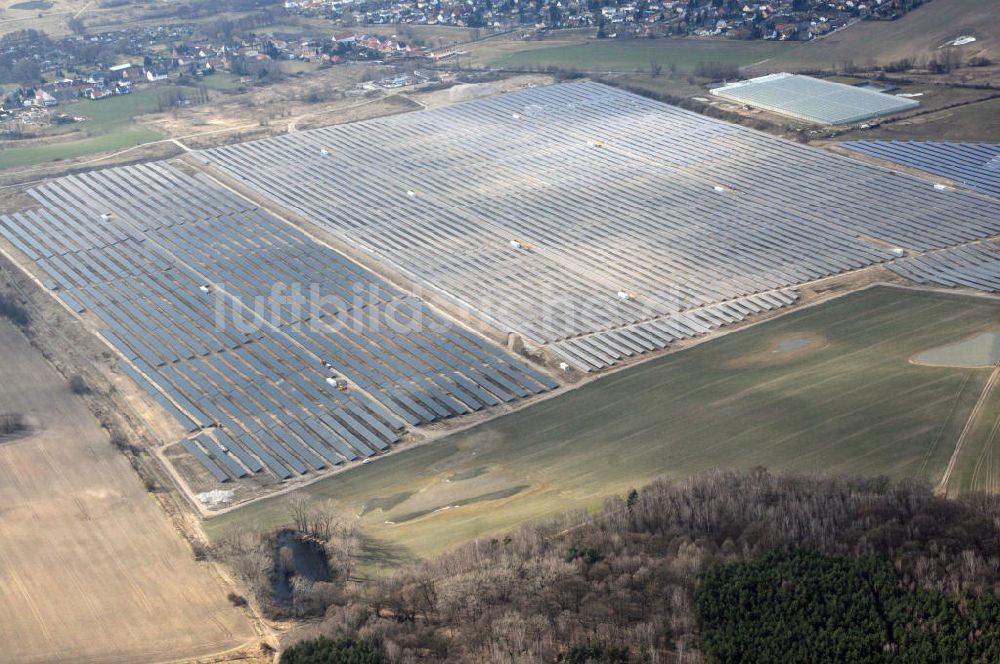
left=11, top=58, right=42, bottom=86
left=66, top=16, right=85, bottom=35
left=280, top=636, right=382, bottom=664
left=69, top=374, right=90, bottom=395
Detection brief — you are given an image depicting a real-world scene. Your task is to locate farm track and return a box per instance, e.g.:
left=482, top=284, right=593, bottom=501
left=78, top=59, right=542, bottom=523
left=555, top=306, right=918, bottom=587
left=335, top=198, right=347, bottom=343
left=939, top=363, right=1000, bottom=495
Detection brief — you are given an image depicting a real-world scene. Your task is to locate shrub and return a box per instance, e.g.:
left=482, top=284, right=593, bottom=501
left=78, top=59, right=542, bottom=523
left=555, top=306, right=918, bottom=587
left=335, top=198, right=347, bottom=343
left=227, top=592, right=248, bottom=607
left=0, top=293, right=30, bottom=327
left=565, top=545, right=603, bottom=564
left=693, top=61, right=740, bottom=80
left=0, top=412, right=26, bottom=435
left=567, top=643, right=629, bottom=664
left=69, top=374, right=90, bottom=395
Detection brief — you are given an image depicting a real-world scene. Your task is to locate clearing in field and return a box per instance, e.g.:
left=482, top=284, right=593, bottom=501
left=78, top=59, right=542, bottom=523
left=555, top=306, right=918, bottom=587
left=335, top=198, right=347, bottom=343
left=0, top=320, right=253, bottom=664
left=206, top=286, right=1000, bottom=561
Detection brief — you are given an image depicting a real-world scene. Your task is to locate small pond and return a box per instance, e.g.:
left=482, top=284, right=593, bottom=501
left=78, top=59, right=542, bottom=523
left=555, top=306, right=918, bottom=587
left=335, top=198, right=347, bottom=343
left=271, top=530, right=332, bottom=605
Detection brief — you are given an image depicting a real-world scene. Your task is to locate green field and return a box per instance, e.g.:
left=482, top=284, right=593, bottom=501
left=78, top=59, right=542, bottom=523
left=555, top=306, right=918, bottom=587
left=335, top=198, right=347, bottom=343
left=9, top=0, right=52, bottom=8
left=198, top=72, right=243, bottom=91
left=205, top=287, right=1000, bottom=563
left=0, top=88, right=168, bottom=171
left=471, top=37, right=791, bottom=72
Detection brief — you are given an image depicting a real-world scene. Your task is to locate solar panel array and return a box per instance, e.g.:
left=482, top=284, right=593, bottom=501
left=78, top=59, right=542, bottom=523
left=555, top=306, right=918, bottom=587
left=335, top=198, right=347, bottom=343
left=0, top=162, right=555, bottom=483
left=888, top=242, right=1000, bottom=293
left=710, top=73, right=920, bottom=125
left=842, top=141, right=1000, bottom=200
left=201, top=81, right=1000, bottom=371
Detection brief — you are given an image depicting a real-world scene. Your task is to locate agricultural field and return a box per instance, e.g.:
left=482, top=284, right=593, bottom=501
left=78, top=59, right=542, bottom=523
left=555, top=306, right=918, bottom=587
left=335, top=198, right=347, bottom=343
left=464, top=0, right=997, bottom=75
left=833, top=96, right=1000, bottom=143
left=765, top=0, right=999, bottom=71
left=206, top=286, right=1000, bottom=562
left=0, top=0, right=89, bottom=37
left=466, top=35, right=791, bottom=73
left=0, top=319, right=254, bottom=663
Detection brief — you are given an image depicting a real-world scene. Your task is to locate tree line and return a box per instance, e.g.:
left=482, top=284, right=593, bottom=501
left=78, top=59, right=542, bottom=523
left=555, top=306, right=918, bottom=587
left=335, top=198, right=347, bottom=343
left=270, top=469, right=1000, bottom=662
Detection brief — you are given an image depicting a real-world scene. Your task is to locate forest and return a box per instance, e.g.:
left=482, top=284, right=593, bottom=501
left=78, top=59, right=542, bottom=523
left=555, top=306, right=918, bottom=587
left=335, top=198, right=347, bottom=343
left=219, top=469, right=1000, bottom=662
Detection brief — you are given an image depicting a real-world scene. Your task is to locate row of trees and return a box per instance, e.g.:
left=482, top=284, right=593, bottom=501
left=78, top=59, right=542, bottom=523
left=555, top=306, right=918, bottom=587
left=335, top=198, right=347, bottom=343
left=278, top=469, right=1000, bottom=662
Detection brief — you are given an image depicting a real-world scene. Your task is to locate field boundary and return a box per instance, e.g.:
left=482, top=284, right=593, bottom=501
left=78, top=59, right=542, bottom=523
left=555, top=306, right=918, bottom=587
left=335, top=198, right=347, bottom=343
left=938, top=364, right=1000, bottom=495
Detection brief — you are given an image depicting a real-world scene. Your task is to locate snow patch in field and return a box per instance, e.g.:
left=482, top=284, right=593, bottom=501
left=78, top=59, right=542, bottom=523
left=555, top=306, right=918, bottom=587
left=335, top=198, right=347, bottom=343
left=942, top=35, right=976, bottom=47
left=197, top=489, right=235, bottom=506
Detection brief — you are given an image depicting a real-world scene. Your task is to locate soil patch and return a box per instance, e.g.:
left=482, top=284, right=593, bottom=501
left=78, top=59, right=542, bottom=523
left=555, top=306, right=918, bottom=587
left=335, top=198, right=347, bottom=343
left=912, top=331, right=1000, bottom=369
left=728, top=331, right=828, bottom=367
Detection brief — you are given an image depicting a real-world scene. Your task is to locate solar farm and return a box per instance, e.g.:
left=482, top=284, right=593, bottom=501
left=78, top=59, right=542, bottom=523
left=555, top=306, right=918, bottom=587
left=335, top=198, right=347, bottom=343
left=843, top=141, right=1000, bottom=200
left=710, top=73, right=920, bottom=125
left=842, top=141, right=1000, bottom=293
left=2, top=81, right=1000, bottom=501
left=0, top=163, right=554, bottom=489
left=202, top=82, right=1000, bottom=372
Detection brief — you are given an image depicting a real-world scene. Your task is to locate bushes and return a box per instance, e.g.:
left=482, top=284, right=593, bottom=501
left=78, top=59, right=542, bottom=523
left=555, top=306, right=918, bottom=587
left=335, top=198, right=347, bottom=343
left=692, top=61, right=740, bottom=81
left=227, top=592, right=248, bottom=607
left=69, top=374, right=90, bottom=395
left=567, top=643, right=629, bottom=664
left=0, top=412, right=26, bottom=435
left=0, top=293, right=30, bottom=328
left=280, top=636, right=382, bottom=664
left=565, top=545, right=603, bottom=564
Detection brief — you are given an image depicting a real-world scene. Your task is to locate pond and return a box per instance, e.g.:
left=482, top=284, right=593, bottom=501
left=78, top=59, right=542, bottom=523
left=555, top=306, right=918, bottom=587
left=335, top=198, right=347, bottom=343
left=271, top=530, right=332, bottom=605
left=913, top=331, right=1000, bottom=368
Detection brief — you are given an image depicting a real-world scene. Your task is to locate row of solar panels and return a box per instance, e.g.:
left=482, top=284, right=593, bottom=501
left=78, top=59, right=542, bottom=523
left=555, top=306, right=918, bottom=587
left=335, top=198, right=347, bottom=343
left=0, top=163, right=556, bottom=483
left=200, top=81, right=1000, bottom=370
left=552, top=290, right=800, bottom=371
left=887, top=242, right=1000, bottom=294
left=842, top=140, right=1000, bottom=200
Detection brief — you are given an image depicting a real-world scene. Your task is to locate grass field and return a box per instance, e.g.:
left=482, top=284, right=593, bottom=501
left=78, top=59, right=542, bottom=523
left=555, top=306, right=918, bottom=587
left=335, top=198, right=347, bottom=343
left=0, top=320, right=253, bottom=663
left=0, top=88, right=176, bottom=171
left=205, top=286, right=1000, bottom=564
left=468, top=37, right=791, bottom=73
left=199, top=72, right=244, bottom=91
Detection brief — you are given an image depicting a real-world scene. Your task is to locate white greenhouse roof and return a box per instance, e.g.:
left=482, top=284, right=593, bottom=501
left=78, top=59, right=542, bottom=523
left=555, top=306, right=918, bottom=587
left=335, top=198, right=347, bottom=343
left=711, top=73, right=919, bottom=125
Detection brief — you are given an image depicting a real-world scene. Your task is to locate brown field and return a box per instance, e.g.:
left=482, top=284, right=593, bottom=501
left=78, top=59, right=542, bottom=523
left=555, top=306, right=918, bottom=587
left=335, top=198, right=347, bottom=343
left=765, top=0, right=999, bottom=71
left=832, top=95, right=1000, bottom=143
left=0, top=0, right=124, bottom=38
left=0, top=319, right=254, bottom=664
